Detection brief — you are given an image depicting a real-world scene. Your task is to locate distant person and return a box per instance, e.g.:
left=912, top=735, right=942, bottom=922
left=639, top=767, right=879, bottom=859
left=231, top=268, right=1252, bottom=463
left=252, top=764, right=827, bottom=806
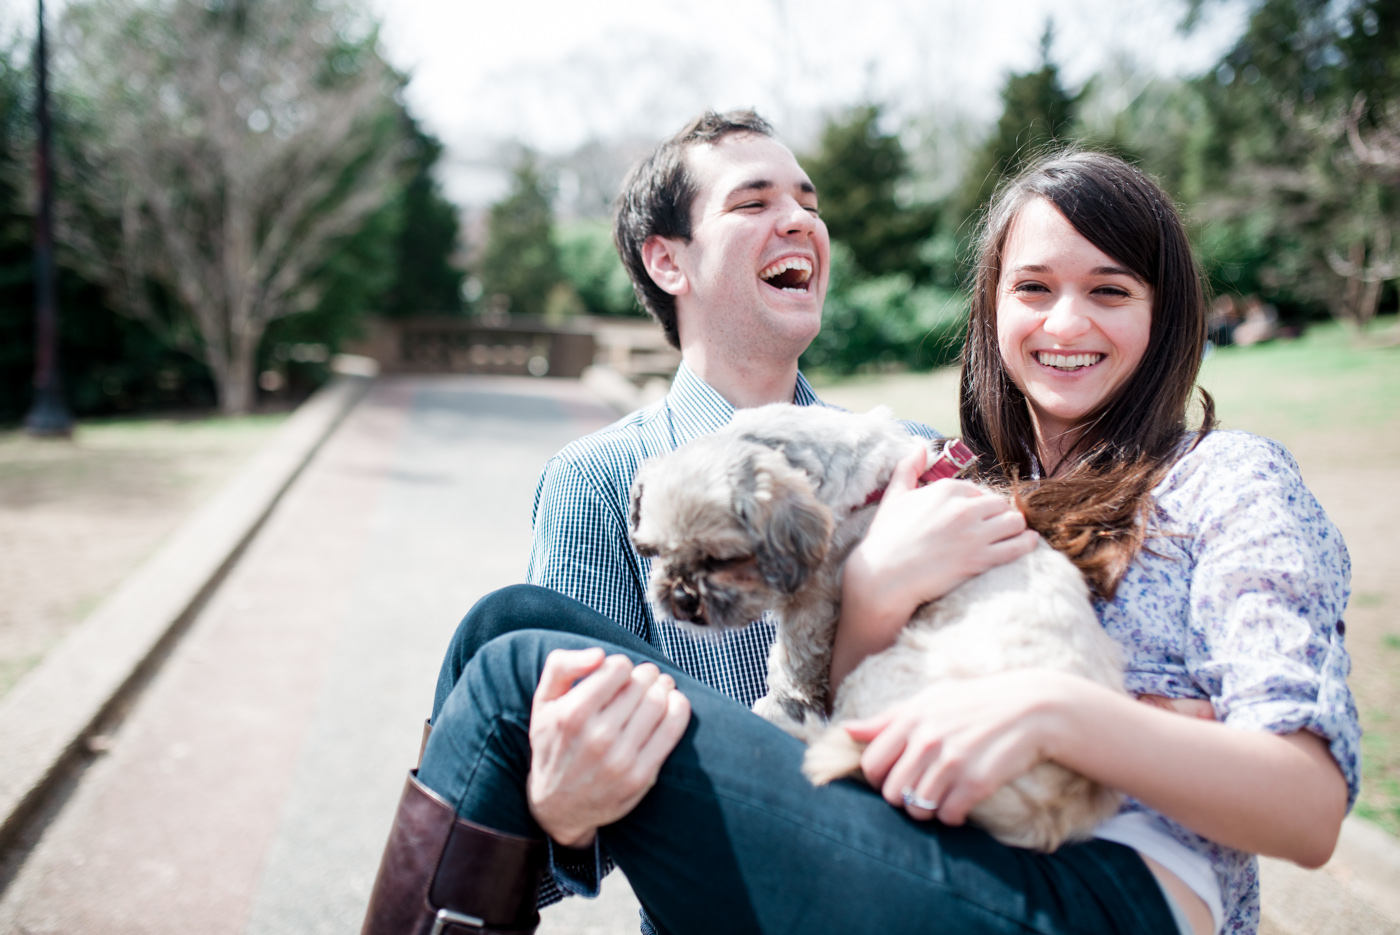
left=1233, top=295, right=1279, bottom=347
left=1207, top=294, right=1240, bottom=347
left=363, top=152, right=1357, bottom=935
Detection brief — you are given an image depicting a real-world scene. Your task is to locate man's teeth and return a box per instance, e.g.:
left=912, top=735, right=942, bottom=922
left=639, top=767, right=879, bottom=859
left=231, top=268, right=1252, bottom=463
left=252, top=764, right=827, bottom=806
left=1037, top=352, right=1104, bottom=370
left=759, top=257, right=813, bottom=291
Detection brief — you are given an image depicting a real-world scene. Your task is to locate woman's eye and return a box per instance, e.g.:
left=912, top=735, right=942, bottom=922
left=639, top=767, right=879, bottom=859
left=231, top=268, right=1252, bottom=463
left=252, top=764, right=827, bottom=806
left=1094, top=285, right=1131, bottom=298
left=736, top=201, right=764, bottom=211
left=1013, top=282, right=1049, bottom=295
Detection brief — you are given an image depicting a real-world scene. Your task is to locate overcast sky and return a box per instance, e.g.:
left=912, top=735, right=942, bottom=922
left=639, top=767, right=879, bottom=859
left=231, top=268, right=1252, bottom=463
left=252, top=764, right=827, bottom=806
left=363, top=0, right=1248, bottom=205
left=3, top=0, right=1250, bottom=206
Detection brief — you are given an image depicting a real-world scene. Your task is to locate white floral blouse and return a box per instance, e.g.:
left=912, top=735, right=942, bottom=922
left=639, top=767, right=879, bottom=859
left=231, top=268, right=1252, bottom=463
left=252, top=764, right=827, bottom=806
left=1095, top=430, right=1360, bottom=935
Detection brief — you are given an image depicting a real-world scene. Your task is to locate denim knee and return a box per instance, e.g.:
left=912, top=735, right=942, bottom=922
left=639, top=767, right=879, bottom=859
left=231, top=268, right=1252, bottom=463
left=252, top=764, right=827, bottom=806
left=434, top=585, right=569, bottom=718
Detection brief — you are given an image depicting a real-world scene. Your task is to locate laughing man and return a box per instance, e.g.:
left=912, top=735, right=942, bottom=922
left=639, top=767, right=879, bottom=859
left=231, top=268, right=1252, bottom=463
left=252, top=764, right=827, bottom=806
left=430, top=109, right=936, bottom=914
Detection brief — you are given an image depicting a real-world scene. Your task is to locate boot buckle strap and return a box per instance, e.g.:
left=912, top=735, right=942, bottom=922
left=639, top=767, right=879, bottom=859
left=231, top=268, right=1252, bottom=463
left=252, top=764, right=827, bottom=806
left=431, top=907, right=485, bottom=935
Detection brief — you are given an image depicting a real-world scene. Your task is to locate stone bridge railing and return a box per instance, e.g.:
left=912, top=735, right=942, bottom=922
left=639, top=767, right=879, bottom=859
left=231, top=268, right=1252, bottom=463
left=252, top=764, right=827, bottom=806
left=347, top=316, right=680, bottom=386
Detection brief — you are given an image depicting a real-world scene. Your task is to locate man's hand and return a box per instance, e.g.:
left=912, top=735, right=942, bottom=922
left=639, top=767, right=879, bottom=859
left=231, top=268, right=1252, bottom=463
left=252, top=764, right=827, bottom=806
left=526, top=648, right=691, bottom=848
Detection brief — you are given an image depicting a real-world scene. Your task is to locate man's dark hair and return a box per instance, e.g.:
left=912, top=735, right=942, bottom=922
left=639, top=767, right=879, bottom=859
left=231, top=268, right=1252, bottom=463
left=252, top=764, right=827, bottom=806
left=613, top=109, right=775, bottom=348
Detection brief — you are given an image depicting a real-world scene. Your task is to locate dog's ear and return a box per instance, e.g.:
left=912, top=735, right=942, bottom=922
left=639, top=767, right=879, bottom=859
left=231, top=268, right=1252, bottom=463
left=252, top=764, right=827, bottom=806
left=735, top=449, right=833, bottom=594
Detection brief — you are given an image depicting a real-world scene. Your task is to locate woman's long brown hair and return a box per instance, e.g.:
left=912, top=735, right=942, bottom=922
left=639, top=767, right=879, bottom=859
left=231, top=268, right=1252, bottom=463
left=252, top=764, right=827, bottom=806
left=959, top=151, right=1217, bottom=600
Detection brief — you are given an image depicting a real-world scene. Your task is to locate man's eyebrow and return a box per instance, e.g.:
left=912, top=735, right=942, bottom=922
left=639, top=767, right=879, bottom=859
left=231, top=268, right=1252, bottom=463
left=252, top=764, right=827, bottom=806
left=727, top=179, right=818, bottom=198
left=729, top=179, right=774, bottom=197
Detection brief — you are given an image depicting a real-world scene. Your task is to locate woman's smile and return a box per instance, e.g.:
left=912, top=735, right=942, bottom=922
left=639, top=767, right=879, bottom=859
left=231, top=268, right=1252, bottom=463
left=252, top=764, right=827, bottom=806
left=1034, top=351, right=1105, bottom=371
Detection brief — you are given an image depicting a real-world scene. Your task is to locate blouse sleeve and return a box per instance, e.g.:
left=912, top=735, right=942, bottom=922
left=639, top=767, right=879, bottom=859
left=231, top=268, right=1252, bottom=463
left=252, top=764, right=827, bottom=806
left=1173, top=434, right=1361, bottom=806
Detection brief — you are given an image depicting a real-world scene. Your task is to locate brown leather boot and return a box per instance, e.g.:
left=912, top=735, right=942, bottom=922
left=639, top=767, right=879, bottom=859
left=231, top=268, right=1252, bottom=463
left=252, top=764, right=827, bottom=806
left=361, top=771, right=545, bottom=935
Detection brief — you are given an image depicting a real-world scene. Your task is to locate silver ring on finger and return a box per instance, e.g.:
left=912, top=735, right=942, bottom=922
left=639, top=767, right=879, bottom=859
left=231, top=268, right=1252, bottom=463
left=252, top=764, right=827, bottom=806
left=901, top=786, right=939, bottom=811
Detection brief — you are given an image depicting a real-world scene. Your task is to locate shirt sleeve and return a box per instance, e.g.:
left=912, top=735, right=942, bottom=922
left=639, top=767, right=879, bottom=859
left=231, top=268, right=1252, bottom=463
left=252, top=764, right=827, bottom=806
left=525, top=456, right=641, bottom=904
left=897, top=418, right=942, bottom=440
left=526, top=456, right=650, bottom=642
left=1178, top=435, right=1360, bottom=805
left=546, top=838, right=605, bottom=899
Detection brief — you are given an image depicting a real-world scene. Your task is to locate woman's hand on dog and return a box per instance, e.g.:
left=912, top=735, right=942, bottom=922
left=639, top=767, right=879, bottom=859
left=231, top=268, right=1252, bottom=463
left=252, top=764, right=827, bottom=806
left=526, top=648, right=691, bottom=848
left=845, top=678, right=1222, bottom=825
left=843, top=669, right=1074, bottom=825
left=830, top=447, right=1040, bottom=690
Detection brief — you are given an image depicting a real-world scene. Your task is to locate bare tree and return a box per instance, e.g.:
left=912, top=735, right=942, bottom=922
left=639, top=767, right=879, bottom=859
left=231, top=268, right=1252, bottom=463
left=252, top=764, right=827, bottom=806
left=1324, top=94, right=1400, bottom=330
left=59, top=0, right=403, bottom=413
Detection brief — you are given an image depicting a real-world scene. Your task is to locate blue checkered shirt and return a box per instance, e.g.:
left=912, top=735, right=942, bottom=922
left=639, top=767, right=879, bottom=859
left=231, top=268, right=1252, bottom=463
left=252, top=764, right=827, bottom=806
left=526, top=360, right=939, bottom=907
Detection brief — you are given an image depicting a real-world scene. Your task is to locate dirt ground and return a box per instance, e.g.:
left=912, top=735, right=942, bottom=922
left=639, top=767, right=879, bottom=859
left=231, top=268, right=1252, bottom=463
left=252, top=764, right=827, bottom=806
left=0, top=415, right=286, bottom=699
left=1296, top=430, right=1400, bottom=832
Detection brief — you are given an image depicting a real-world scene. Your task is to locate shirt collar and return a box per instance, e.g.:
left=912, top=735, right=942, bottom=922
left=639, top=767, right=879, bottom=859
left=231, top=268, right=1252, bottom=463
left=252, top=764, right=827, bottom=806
left=665, top=360, right=820, bottom=446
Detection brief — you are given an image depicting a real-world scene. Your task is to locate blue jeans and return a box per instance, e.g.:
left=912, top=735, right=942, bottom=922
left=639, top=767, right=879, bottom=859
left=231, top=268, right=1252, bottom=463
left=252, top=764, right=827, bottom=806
left=422, top=585, right=1176, bottom=935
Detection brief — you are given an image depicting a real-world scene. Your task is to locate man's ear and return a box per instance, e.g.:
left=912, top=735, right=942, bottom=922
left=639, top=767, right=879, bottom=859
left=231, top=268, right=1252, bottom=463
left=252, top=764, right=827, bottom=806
left=641, top=235, right=689, bottom=297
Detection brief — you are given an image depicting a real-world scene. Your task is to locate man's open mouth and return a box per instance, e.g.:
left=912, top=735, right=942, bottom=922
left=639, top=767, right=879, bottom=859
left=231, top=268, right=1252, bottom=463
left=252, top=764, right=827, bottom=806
left=759, top=257, right=813, bottom=293
left=1035, top=351, right=1105, bottom=371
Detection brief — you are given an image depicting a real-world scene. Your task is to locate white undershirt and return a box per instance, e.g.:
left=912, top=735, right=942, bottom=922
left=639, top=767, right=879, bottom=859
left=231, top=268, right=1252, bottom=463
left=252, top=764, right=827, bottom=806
left=1093, top=812, right=1223, bottom=935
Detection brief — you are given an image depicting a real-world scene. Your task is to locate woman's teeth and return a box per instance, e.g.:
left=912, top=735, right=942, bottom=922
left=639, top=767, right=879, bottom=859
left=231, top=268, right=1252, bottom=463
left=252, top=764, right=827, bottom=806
left=1036, top=352, right=1104, bottom=370
left=759, top=257, right=813, bottom=291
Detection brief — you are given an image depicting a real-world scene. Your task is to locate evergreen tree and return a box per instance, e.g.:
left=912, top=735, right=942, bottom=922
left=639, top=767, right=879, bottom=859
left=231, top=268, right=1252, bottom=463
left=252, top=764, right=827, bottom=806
left=0, top=39, right=218, bottom=422
left=478, top=153, right=561, bottom=318
left=954, top=23, right=1081, bottom=228
left=0, top=42, right=33, bottom=420
left=380, top=118, right=463, bottom=317
left=802, top=104, right=936, bottom=280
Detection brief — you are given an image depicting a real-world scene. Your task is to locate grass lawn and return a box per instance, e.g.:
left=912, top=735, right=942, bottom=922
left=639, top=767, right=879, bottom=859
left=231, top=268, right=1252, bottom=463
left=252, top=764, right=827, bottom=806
left=816, top=317, right=1400, bottom=835
left=0, top=412, right=288, bottom=698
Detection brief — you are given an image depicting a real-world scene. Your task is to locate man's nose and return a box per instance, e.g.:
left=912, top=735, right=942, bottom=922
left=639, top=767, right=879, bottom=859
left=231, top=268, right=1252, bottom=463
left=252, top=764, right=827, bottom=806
left=778, top=198, right=817, bottom=236
left=1042, top=294, right=1093, bottom=339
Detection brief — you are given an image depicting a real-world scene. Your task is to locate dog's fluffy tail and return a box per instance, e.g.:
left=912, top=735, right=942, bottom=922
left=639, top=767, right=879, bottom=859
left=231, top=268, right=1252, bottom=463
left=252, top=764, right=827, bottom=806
left=802, top=723, right=867, bottom=786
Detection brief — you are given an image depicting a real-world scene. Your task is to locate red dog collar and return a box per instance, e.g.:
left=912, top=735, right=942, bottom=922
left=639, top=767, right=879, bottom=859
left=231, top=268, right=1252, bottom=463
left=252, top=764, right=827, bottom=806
left=862, top=439, right=978, bottom=508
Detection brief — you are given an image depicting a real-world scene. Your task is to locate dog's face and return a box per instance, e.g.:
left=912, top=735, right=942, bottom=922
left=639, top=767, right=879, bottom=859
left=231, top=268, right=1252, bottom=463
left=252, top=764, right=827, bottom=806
left=629, top=437, right=834, bottom=631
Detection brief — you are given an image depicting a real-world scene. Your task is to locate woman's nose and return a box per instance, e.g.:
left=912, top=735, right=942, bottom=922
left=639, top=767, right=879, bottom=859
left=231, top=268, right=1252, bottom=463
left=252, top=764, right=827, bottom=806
left=1042, top=295, right=1092, bottom=339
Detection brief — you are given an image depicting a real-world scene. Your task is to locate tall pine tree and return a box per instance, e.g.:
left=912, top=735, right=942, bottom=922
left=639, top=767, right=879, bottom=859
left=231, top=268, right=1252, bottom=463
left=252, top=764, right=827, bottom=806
left=381, top=118, right=463, bottom=317
left=478, top=153, right=561, bottom=318
left=802, top=104, right=936, bottom=280
left=954, top=23, right=1081, bottom=228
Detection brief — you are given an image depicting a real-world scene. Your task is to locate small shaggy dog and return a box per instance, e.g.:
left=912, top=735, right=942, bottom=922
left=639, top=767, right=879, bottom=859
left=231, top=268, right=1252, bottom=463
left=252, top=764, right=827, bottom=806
left=628, top=404, right=1125, bottom=852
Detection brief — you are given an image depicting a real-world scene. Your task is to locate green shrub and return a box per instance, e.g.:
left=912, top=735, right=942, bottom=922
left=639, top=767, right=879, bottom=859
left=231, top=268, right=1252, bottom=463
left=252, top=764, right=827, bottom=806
left=802, top=243, right=966, bottom=376
left=555, top=218, right=641, bottom=317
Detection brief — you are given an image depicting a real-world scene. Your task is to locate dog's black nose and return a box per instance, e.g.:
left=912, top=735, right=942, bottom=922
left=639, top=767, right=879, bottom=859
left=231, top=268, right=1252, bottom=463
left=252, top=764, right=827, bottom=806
left=671, top=584, right=702, bottom=622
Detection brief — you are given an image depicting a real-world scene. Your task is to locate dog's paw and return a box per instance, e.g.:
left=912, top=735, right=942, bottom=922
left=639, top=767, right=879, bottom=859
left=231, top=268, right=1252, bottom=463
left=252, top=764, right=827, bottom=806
left=802, top=724, right=867, bottom=786
left=753, top=694, right=825, bottom=741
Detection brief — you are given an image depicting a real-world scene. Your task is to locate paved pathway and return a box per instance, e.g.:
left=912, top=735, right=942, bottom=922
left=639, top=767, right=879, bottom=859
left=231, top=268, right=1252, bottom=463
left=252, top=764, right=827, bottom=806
left=0, top=375, right=642, bottom=934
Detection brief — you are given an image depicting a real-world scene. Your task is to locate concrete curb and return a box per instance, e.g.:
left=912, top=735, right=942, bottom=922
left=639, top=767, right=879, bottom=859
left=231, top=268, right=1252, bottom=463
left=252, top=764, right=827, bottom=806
left=0, top=373, right=372, bottom=859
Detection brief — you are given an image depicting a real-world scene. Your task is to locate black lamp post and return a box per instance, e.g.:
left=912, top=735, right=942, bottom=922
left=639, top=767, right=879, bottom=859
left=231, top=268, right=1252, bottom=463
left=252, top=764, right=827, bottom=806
left=24, top=0, right=73, bottom=437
